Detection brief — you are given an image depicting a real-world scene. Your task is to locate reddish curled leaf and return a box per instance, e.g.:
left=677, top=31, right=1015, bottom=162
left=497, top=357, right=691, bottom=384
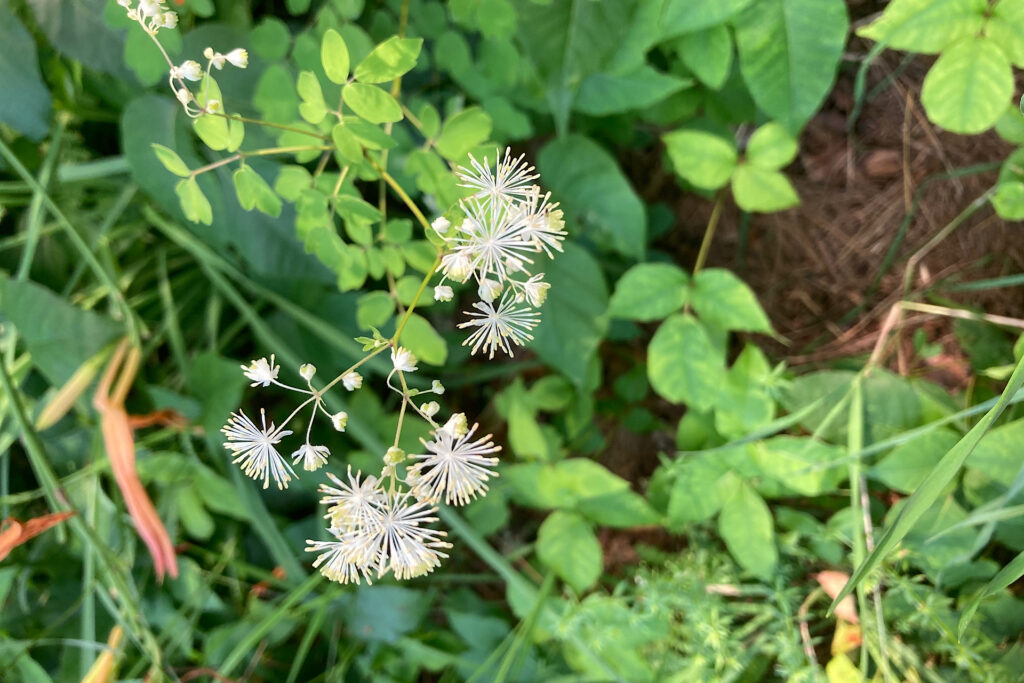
left=94, top=340, right=178, bottom=581
left=127, top=409, right=189, bottom=430
left=0, top=511, right=75, bottom=561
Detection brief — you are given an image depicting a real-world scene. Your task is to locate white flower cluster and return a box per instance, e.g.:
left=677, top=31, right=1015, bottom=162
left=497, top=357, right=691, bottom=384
left=118, top=0, right=247, bottom=117
left=433, top=148, right=567, bottom=359
left=223, top=347, right=500, bottom=584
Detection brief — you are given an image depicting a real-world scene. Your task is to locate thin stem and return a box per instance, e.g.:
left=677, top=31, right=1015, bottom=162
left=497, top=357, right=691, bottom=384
left=692, top=190, right=725, bottom=278
left=392, top=255, right=442, bottom=344
left=190, top=146, right=333, bottom=178
left=17, top=114, right=67, bottom=280
left=368, top=158, right=434, bottom=234
left=213, top=113, right=330, bottom=140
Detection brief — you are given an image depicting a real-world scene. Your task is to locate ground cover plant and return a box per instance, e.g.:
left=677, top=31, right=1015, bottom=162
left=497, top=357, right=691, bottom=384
left=1, top=0, right=1024, bottom=680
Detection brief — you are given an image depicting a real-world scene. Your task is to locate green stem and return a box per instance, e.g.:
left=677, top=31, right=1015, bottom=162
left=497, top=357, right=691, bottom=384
left=190, top=145, right=333, bottom=178
left=692, top=190, right=725, bottom=278
left=392, top=255, right=442, bottom=345
left=213, top=112, right=331, bottom=140
left=368, top=158, right=434, bottom=234
left=17, top=114, right=68, bottom=280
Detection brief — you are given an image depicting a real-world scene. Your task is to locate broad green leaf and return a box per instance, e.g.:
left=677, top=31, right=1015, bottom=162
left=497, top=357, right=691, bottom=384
left=857, top=0, right=986, bottom=54
left=0, top=278, right=121, bottom=386
left=538, top=135, right=646, bottom=258
left=751, top=436, right=845, bottom=497
left=576, top=489, right=660, bottom=528
left=870, top=428, right=960, bottom=493
left=663, top=129, right=737, bottom=190
left=124, top=18, right=182, bottom=86
left=332, top=123, right=363, bottom=164
left=731, top=164, right=800, bottom=212
left=988, top=0, right=1024, bottom=67
left=435, top=107, right=493, bottom=161
left=536, top=511, right=602, bottom=593
left=994, top=104, right=1024, bottom=144
left=530, top=243, right=609, bottom=388
left=745, top=122, right=798, bottom=169
left=992, top=181, right=1024, bottom=220
left=321, top=29, right=350, bottom=84
left=254, top=64, right=299, bottom=123
left=667, top=455, right=732, bottom=524
left=921, top=36, right=1013, bottom=134
left=351, top=585, right=430, bottom=644
left=674, top=24, right=732, bottom=90
left=232, top=166, right=282, bottom=217
left=342, top=82, right=403, bottom=123
left=662, top=0, right=756, bottom=36
left=718, top=479, right=777, bottom=579
left=297, top=70, right=328, bottom=124
left=344, top=116, right=398, bottom=149
left=193, top=113, right=231, bottom=151
left=175, top=177, right=213, bottom=225
left=691, top=268, right=772, bottom=333
left=354, top=36, right=423, bottom=83
left=0, top=6, right=52, bottom=139
left=400, top=313, right=447, bottom=366
left=575, top=65, right=690, bottom=116
left=830, top=355, right=1024, bottom=613
left=151, top=143, right=189, bottom=177
left=733, top=0, right=848, bottom=132
left=251, top=17, right=290, bottom=61
left=177, top=487, right=214, bottom=540
left=967, top=418, right=1024, bottom=486
left=607, top=263, right=689, bottom=321
left=647, top=313, right=726, bottom=411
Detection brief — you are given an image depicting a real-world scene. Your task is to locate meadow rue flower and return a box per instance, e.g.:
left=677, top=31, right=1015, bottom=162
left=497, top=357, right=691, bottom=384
left=203, top=47, right=225, bottom=69
left=384, top=446, right=406, bottom=465
left=292, top=443, right=330, bottom=472
left=360, top=491, right=451, bottom=581
left=242, top=355, right=279, bottom=387
left=391, top=347, right=418, bottom=373
left=342, top=371, right=362, bottom=391
left=421, top=401, right=440, bottom=418
left=518, top=186, right=567, bottom=257
left=478, top=279, right=502, bottom=303
left=442, top=412, right=469, bottom=439
left=222, top=409, right=295, bottom=490
left=440, top=252, right=473, bottom=283
left=226, top=48, right=248, bottom=68
left=306, top=533, right=374, bottom=584
left=320, top=467, right=385, bottom=531
left=431, top=216, right=450, bottom=234
left=408, top=422, right=500, bottom=505
left=434, top=285, right=453, bottom=302
left=299, top=363, right=317, bottom=381
left=459, top=291, right=541, bottom=359
left=172, top=60, right=203, bottom=81
left=138, top=0, right=164, bottom=17
left=523, top=274, right=551, bottom=307
left=432, top=380, right=445, bottom=395
left=331, top=411, right=348, bottom=432
left=456, top=147, right=538, bottom=210
left=158, top=11, right=177, bottom=28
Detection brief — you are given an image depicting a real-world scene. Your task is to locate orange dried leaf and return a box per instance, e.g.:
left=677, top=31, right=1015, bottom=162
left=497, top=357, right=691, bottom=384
left=816, top=571, right=859, bottom=623
left=0, top=512, right=75, bottom=562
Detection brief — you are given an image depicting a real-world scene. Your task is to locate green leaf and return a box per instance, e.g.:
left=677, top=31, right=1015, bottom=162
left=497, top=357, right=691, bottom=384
left=992, top=181, right=1024, bottom=220
left=674, top=24, right=733, bottom=90
left=536, top=511, right=602, bottom=593
left=251, top=17, right=291, bottom=62
left=994, top=103, right=1024, bottom=144
left=0, top=6, right=52, bottom=139
left=959, top=549, right=1024, bottom=639
left=0, top=278, right=120, bottom=386
left=988, top=0, right=1024, bottom=68
left=662, top=0, right=756, bottom=36
left=751, top=436, right=845, bottom=497
left=342, top=82, right=403, bottom=123
left=321, top=28, right=351, bottom=84
left=718, top=479, right=777, bottom=580
left=400, top=313, right=448, bottom=366
left=176, top=487, right=215, bottom=540
left=331, top=123, right=364, bottom=165
left=297, top=70, right=328, bottom=124
left=435, top=107, right=493, bottom=161
left=856, top=0, right=986, bottom=54
left=733, top=0, right=849, bottom=132
left=193, top=113, right=232, bottom=151
left=175, top=177, right=213, bottom=226
left=343, top=116, right=398, bottom=149
left=538, top=135, right=646, bottom=258
left=731, top=164, right=800, bottom=212
left=151, top=143, right=190, bottom=177
left=663, top=129, right=737, bottom=190
left=647, top=313, right=726, bottom=411
left=576, top=489, right=660, bottom=528
left=530, top=243, right=609, bottom=388
left=967, top=417, right=1024, bottom=486
left=691, top=268, right=772, bottom=333
left=575, top=65, right=690, bottom=116
left=607, top=263, right=690, bottom=321
left=124, top=19, right=182, bottom=86
left=870, top=429, right=960, bottom=493
left=745, top=122, right=798, bottom=169
left=354, top=36, right=423, bottom=83
left=232, top=166, right=282, bottom=217
left=667, top=455, right=733, bottom=524
left=356, top=291, right=395, bottom=330
left=920, top=36, right=1013, bottom=134
left=830, top=355, right=1024, bottom=613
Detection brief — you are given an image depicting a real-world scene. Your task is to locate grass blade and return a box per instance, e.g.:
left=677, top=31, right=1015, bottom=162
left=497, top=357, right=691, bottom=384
left=958, top=550, right=1024, bottom=640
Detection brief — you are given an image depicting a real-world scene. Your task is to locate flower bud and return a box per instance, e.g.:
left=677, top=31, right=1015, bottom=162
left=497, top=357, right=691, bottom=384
left=524, top=277, right=551, bottom=307
left=299, top=364, right=316, bottom=381
left=175, top=88, right=193, bottom=106
left=421, top=401, right=440, bottom=418
left=384, top=446, right=406, bottom=465
left=342, top=371, right=362, bottom=391
left=441, top=253, right=473, bottom=283
left=431, top=380, right=445, bottom=395
left=431, top=216, right=451, bottom=234
left=226, top=48, right=248, bottom=68
left=391, top=347, right=418, bottom=373
left=175, top=60, right=202, bottom=81
left=434, top=285, right=453, bottom=302
left=159, top=11, right=177, bottom=28
left=331, top=411, right=348, bottom=432
left=443, top=413, right=468, bottom=438
left=478, top=279, right=502, bottom=303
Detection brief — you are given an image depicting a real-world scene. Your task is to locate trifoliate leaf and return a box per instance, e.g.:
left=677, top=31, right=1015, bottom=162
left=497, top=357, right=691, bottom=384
left=663, top=129, right=737, bottom=190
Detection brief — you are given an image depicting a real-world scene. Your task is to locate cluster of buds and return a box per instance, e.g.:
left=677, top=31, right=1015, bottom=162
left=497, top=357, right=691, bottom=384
left=432, top=148, right=567, bottom=358
left=118, top=0, right=247, bottom=117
